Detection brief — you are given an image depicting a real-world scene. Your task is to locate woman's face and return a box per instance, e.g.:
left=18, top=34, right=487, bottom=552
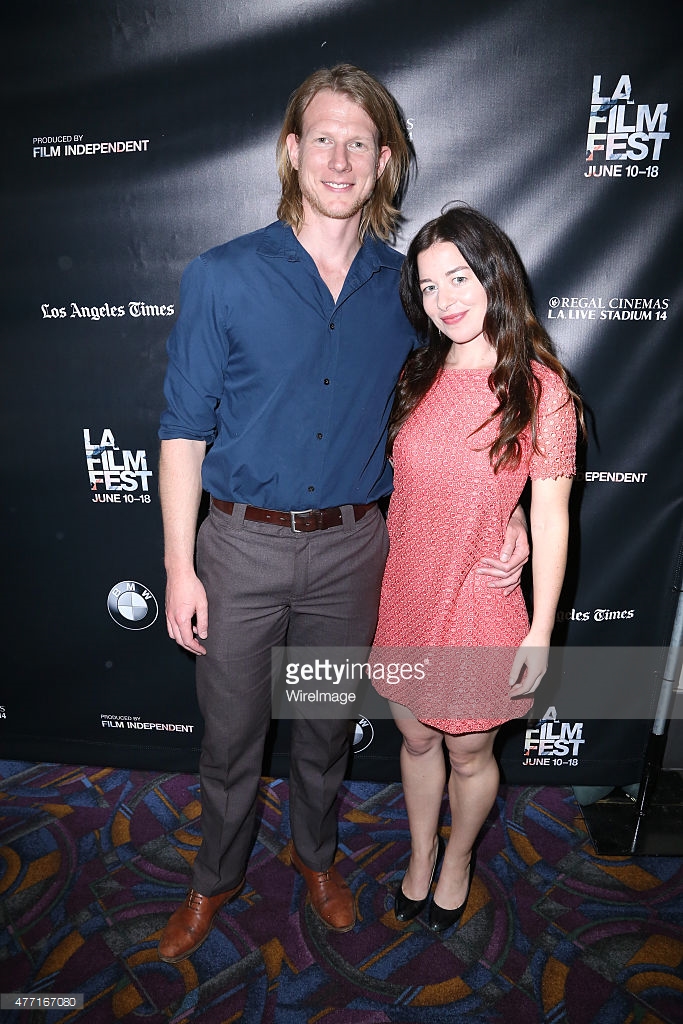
left=416, top=241, right=489, bottom=352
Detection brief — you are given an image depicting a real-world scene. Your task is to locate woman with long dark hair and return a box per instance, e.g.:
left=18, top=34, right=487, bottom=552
left=372, top=204, right=583, bottom=932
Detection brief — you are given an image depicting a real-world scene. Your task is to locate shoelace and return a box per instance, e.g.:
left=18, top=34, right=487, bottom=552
left=186, top=889, right=204, bottom=910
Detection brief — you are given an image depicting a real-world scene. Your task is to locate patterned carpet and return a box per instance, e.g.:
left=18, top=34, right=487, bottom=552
left=1, top=761, right=682, bottom=1023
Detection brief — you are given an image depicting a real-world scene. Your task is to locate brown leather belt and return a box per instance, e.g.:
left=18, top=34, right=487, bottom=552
left=212, top=498, right=375, bottom=533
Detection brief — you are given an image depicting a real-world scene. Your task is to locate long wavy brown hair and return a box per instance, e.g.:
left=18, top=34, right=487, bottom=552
left=390, top=205, right=584, bottom=468
left=276, top=64, right=414, bottom=243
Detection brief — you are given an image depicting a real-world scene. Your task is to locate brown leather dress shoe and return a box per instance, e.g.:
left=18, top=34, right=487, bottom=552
left=290, top=846, right=356, bottom=932
left=158, top=881, right=244, bottom=963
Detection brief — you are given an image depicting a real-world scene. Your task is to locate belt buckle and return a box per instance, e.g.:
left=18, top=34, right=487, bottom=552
left=290, top=508, right=314, bottom=533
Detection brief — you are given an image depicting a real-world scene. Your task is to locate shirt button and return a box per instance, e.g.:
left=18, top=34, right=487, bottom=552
left=323, top=378, right=330, bottom=385
left=329, top=322, right=335, bottom=330
left=317, top=433, right=323, bottom=439
left=308, top=486, right=315, bottom=493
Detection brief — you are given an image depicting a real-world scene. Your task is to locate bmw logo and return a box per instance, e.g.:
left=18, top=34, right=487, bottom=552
left=353, top=716, right=374, bottom=753
left=107, top=580, right=158, bottom=630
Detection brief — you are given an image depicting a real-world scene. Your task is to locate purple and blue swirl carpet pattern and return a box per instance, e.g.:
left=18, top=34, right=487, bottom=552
left=1, top=761, right=682, bottom=1022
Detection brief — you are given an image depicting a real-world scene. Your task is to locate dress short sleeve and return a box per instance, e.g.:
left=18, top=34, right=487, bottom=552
left=528, top=363, right=577, bottom=480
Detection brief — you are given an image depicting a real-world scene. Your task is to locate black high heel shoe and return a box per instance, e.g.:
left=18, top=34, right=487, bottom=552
left=428, top=850, right=476, bottom=933
left=394, top=834, right=445, bottom=922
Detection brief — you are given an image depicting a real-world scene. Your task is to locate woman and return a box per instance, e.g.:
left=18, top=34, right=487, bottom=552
left=372, top=205, right=583, bottom=932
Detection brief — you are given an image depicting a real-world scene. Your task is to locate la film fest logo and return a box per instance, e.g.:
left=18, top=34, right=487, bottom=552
left=32, top=134, right=150, bottom=159
left=585, top=74, right=669, bottom=175
left=523, top=707, right=585, bottom=767
left=85, top=428, right=153, bottom=501
left=107, top=581, right=158, bottom=630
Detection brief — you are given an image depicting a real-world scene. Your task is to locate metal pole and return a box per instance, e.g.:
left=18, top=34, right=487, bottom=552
left=630, top=582, right=683, bottom=853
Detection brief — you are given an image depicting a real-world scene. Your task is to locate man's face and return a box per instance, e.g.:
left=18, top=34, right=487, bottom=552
left=286, top=89, right=391, bottom=225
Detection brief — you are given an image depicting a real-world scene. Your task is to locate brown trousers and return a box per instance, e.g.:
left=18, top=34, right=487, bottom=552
left=192, top=501, right=389, bottom=896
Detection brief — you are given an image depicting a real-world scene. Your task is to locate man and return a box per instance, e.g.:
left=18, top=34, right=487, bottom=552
left=157, top=64, right=527, bottom=962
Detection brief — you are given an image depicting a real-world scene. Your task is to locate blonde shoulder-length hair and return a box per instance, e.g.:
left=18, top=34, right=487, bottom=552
left=276, top=64, right=413, bottom=243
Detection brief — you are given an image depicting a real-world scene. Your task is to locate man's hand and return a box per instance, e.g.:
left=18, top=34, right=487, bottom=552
left=159, top=438, right=207, bottom=654
left=165, top=569, right=208, bottom=655
left=476, top=510, right=530, bottom=595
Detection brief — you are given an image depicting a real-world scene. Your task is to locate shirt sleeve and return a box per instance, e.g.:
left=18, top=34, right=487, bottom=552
left=528, top=365, right=577, bottom=480
left=158, top=253, right=228, bottom=442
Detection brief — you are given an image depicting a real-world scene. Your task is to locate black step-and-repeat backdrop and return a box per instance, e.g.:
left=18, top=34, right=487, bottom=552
left=3, top=0, right=681, bottom=785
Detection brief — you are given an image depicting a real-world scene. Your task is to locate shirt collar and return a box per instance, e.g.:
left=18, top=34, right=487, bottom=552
left=257, top=219, right=403, bottom=273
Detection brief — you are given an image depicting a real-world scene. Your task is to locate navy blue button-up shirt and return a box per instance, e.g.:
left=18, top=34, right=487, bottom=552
left=159, top=220, right=417, bottom=509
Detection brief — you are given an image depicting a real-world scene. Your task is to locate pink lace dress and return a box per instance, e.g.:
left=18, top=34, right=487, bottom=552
left=372, top=361, right=576, bottom=734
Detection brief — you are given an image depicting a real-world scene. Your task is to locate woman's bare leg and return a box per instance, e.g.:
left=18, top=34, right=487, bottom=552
left=432, top=728, right=499, bottom=910
left=391, top=704, right=446, bottom=900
